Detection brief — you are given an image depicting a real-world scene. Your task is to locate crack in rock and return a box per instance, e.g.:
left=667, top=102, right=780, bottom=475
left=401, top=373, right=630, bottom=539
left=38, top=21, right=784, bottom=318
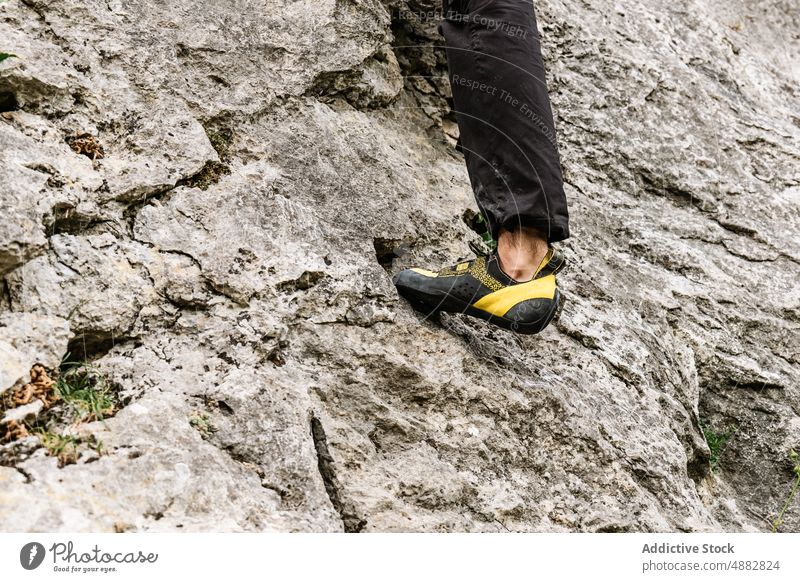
left=310, top=416, right=365, bottom=533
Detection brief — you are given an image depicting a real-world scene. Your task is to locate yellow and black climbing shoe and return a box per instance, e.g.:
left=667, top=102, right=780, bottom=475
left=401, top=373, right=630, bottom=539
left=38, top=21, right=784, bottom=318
left=392, top=247, right=565, bottom=335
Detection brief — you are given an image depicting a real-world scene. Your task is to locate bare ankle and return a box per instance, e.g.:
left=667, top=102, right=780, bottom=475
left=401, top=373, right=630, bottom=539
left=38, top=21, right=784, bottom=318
left=496, top=226, right=548, bottom=282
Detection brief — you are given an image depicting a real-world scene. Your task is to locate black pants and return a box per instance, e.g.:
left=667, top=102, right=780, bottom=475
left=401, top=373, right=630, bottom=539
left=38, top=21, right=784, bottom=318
left=440, top=0, right=569, bottom=243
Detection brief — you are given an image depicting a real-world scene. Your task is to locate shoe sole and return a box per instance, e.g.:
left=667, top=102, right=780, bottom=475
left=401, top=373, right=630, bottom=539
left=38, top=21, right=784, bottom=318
left=396, top=283, right=562, bottom=335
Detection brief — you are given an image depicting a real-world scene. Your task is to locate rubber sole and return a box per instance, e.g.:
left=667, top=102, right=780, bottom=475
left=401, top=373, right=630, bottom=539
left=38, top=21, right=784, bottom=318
left=396, top=282, right=562, bottom=335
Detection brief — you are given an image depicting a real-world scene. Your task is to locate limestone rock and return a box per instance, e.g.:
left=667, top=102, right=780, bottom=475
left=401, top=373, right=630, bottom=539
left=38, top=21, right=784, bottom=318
left=0, top=341, right=27, bottom=395
left=2, top=400, right=44, bottom=424
left=0, top=0, right=798, bottom=532
left=0, top=313, right=71, bottom=393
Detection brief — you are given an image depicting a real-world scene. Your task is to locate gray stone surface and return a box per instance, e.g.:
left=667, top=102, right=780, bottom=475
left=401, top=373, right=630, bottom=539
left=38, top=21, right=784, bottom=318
left=2, top=399, right=43, bottom=424
left=0, top=0, right=798, bottom=532
left=0, top=313, right=71, bottom=393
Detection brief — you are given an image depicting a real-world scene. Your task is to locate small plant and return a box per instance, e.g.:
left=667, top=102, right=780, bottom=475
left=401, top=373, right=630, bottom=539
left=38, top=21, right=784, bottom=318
left=771, top=450, right=800, bottom=533
left=35, top=429, right=80, bottom=467
left=189, top=410, right=216, bottom=439
left=34, top=428, right=104, bottom=467
left=701, top=423, right=737, bottom=472
left=0, top=53, right=15, bottom=63
left=0, top=354, right=117, bottom=467
left=56, top=355, right=117, bottom=422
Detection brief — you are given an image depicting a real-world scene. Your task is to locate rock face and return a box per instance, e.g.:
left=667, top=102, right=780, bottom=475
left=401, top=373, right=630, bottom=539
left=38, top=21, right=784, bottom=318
left=1, top=0, right=798, bottom=532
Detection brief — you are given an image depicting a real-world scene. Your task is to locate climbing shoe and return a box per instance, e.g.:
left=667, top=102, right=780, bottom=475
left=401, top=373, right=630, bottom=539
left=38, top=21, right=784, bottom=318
left=392, top=247, right=565, bottom=335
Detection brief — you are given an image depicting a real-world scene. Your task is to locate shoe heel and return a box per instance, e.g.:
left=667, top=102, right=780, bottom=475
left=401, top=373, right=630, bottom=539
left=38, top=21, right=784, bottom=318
left=551, top=290, right=565, bottom=323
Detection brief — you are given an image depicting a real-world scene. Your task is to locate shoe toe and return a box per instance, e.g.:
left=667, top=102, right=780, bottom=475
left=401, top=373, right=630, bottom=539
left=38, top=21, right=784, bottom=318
left=392, top=268, right=420, bottom=289
left=393, top=268, right=448, bottom=311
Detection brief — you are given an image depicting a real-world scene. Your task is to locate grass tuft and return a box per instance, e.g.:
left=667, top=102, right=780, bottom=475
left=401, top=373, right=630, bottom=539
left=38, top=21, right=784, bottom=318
left=34, top=429, right=80, bottom=467
left=56, top=357, right=117, bottom=422
left=1, top=353, right=118, bottom=466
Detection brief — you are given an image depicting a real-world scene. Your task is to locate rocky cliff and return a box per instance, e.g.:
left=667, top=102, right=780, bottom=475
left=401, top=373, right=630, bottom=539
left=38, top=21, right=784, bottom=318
left=1, top=0, right=798, bottom=532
